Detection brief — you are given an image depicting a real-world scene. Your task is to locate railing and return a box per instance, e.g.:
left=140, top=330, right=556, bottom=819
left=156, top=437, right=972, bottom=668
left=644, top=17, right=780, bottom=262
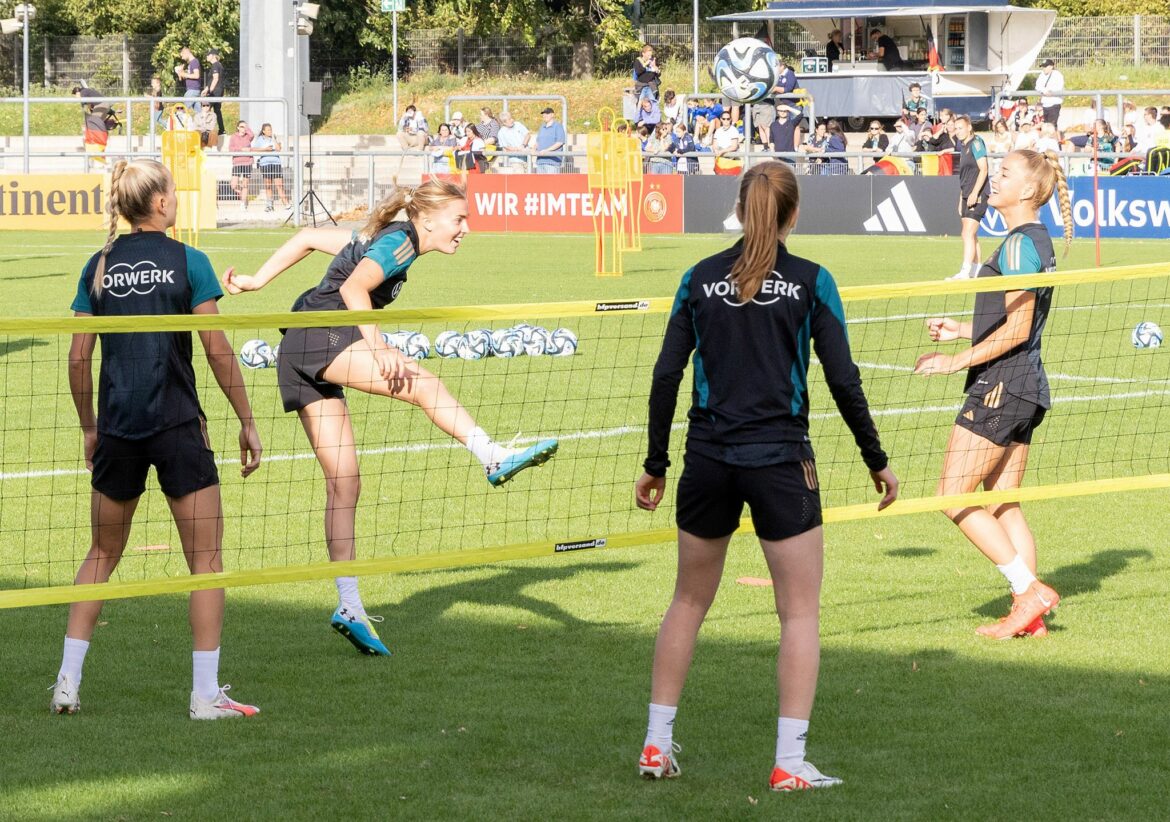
left=441, top=95, right=570, bottom=131
left=999, top=88, right=1170, bottom=134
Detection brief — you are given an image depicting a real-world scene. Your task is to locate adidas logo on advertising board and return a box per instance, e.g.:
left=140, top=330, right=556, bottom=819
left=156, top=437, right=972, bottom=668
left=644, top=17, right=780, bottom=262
left=863, top=182, right=926, bottom=233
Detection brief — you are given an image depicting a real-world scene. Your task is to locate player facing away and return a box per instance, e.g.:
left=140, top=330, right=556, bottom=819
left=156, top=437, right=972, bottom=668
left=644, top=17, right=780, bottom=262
left=914, top=150, right=1074, bottom=639
left=223, top=180, right=558, bottom=657
left=635, top=162, right=899, bottom=791
left=55, top=159, right=263, bottom=719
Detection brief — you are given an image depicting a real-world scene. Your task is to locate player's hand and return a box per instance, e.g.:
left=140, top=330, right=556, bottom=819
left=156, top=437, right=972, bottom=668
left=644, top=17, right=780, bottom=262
left=635, top=472, right=666, bottom=511
left=82, top=427, right=97, bottom=472
left=925, top=317, right=962, bottom=342
left=222, top=267, right=260, bottom=294
left=375, top=343, right=415, bottom=385
left=914, top=351, right=957, bottom=375
left=238, top=419, right=262, bottom=478
left=966, top=193, right=980, bottom=208
left=870, top=466, right=899, bottom=510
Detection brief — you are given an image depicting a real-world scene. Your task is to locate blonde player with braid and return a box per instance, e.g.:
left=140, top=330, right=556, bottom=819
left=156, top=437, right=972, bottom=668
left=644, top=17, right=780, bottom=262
left=222, top=180, right=558, bottom=656
left=915, top=150, right=1074, bottom=640
left=54, top=160, right=263, bottom=718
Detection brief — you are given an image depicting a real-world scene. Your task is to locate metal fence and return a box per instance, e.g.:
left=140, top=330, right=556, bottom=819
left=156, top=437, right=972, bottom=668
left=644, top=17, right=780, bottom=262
left=404, top=28, right=575, bottom=76
left=1046, top=15, right=1170, bottom=67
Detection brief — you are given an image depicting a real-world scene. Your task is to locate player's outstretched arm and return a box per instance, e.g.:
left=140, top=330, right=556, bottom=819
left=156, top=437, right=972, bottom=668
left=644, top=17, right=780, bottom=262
left=925, top=317, right=972, bottom=341
left=222, top=227, right=353, bottom=294
left=194, top=300, right=262, bottom=477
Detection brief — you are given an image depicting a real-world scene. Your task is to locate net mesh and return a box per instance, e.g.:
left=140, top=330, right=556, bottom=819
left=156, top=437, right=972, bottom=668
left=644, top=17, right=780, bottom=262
left=1, top=265, right=1168, bottom=605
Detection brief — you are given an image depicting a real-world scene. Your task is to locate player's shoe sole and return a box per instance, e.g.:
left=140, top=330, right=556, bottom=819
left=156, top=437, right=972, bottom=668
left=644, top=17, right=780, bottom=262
left=487, top=438, right=559, bottom=487
left=769, top=761, right=843, bottom=791
left=331, top=607, right=392, bottom=656
left=639, top=743, right=681, bottom=779
left=49, top=675, right=80, bottom=715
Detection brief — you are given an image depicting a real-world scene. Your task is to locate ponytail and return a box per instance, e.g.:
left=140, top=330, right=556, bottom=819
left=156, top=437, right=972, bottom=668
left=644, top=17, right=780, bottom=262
left=93, top=160, right=128, bottom=296
left=1043, top=150, right=1074, bottom=257
left=729, top=161, right=800, bottom=303
left=358, top=178, right=466, bottom=243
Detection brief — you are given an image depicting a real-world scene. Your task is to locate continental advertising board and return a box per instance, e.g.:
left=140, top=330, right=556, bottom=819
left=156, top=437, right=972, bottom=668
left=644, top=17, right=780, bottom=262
left=0, top=175, right=107, bottom=231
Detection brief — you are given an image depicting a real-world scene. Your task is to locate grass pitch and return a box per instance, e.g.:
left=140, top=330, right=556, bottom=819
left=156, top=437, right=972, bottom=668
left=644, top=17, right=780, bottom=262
left=0, top=230, right=1169, bottom=819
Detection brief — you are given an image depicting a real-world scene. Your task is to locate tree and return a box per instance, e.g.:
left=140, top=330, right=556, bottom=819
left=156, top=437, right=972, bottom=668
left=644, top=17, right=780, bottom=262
left=59, top=0, right=170, bottom=35
left=1020, top=0, right=1170, bottom=13
left=150, top=0, right=239, bottom=79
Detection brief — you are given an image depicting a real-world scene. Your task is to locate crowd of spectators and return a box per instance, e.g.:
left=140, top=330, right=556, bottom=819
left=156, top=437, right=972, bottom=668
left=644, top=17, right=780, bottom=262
left=396, top=103, right=570, bottom=173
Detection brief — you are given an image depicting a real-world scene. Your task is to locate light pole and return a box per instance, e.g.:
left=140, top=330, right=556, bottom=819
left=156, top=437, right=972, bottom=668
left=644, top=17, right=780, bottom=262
left=291, top=1, right=319, bottom=227
left=692, top=0, right=699, bottom=96
left=15, top=3, right=35, bottom=174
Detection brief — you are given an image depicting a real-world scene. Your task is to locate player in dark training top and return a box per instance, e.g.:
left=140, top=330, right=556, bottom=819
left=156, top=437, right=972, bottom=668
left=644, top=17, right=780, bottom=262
left=915, top=149, right=1075, bottom=639
left=223, top=180, right=558, bottom=657
left=950, top=114, right=991, bottom=280
left=55, top=160, right=262, bottom=719
left=635, top=162, right=899, bottom=792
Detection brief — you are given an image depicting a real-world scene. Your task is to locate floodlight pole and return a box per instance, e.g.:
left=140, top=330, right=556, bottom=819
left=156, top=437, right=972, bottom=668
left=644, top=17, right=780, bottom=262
left=21, top=5, right=31, bottom=174
left=692, top=0, right=699, bottom=95
left=291, top=1, right=303, bottom=226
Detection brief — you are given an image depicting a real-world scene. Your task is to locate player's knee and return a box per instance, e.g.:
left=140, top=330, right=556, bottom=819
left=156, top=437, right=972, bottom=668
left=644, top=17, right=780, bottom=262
left=325, top=473, right=361, bottom=503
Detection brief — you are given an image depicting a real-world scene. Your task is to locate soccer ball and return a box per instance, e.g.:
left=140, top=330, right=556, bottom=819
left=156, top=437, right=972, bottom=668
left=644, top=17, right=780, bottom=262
left=456, top=331, right=491, bottom=360
left=434, top=330, right=462, bottom=358
left=522, top=326, right=552, bottom=356
left=548, top=328, right=579, bottom=357
left=714, top=38, right=780, bottom=105
left=239, top=338, right=274, bottom=369
left=382, top=330, right=412, bottom=353
left=402, top=332, right=431, bottom=359
left=491, top=330, right=524, bottom=358
left=1132, top=321, right=1164, bottom=349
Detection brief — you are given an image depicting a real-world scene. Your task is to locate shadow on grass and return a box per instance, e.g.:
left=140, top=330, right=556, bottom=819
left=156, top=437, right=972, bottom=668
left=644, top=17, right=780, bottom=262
left=0, top=338, right=48, bottom=358
left=973, top=548, right=1154, bottom=619
left=1, top=558, right=1167, bottom=819
left=884, top=547, right=937, bottom=559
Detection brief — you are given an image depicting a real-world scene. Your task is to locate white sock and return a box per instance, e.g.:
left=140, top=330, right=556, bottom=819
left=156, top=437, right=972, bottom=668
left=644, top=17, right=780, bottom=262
left=996, top=554, right=1037, bottom=595
left=335, top=576, right=365, bottom=615
left=776, top=717, right=810, bottom=768
left=58, top=637, right=90, bottom=684
left=192, top=648, right=221, bottom=702
left=644, top=702, right=677, bottom=750
left=465, top=427, right=511, bottom=468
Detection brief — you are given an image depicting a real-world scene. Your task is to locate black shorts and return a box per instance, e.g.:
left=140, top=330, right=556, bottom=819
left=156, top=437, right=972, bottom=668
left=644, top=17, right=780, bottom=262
left=231, top=164, right=253, bottom=178
left=277, top=325, right=362, bottom=412
left=675, top=451, right=822, bottom=541
left=961, top=196, right=989, bottom=221
left=91, top=417, right=219, bottom=501
left=259, top=164, right=283, bottom=180
left=955, top=389, right=1047, bottom=446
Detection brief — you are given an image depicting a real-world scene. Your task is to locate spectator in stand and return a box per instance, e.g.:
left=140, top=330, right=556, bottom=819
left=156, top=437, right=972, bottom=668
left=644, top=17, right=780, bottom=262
left=910, top=107, right=932, bottom=144
left=1117, top=123, right=1138, bottom=155
left=825, top=29, right=843, bottom=73
left=869, top=28, right=903, bottom=71
left=919, top=109, right=956, bottom=171
left=455, top=124, right=487, bottom=173
left=396, top=104, right=429, bottom=151
left=1014, top=121, right=1037, bottom=151
left=712, top=112, right=743, bottom=176
left=823, top=119, right=848, bottom=174
left=634, top=95, right=662, bottom=130
left=634, top=44, right=661, bottom=100
left=1033, top=122, right=1061, bottom=154
left=193, top=104, right=219, bottom=149
left=987, top=118, right=1014, bottom=155
left=1035, top=59, right=1064, bottom=126
left=72, top=85, right=112, bottom=163
left=889, top=118, right=917, bottom=155
left=228, top=121, right=254, bottom=207
left=1134, top=106, right=1166, bottom=153
left=478, top=107, right=501, bottom=147
left=429, top=122, right=458, bottom=172
left=901, top=82, right=929, bottom=122
left=175, top=46, right=202, bottom=112
left=496, top=111, right=531, bottom=173
left=800, top=120, right=829, bottom=173
left=693, top=115, right=713, bottom=149
left=201, top=49, right=226, bottom=136
left=645, top=122, right=675, bottom=174
left=690, top=98, right=724, bottom=132
left=1161, top=105, right=1170, bottom=129
left=860, top=120, right=889, bottom=156
left=768, top=103, right=802, bottom=164
left=754, top=60, right=798, bottom=146
left=662, top=90, right=685, bottom=126
left=1089, top=119, right=1119, bottom=169
left=534, top=107, right=567, bottom=174
left=671, top=120, right=698, bottom=174
left=251, top=123, right=290, bottom=211
left=449, top=111, right=467, bottom=140
left=148, top=74, right=166, bottom=130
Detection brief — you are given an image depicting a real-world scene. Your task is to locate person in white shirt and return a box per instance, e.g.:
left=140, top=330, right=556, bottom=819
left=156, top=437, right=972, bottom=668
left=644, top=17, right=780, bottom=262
left=495, top=111, right=531, bottom=172
left=396, top=105, right=428, bottom=150
left=712, top=113, right=743, bottom=175
left=1033, top=122, right=1061, bottom=155
left=1014, top=122, right=1037, bottom=151
left=449, top=111, right=467, bottom=140
left=1133, top=106, right=1166, bottom=154
left=1035, top=59, right=1064, bottom=126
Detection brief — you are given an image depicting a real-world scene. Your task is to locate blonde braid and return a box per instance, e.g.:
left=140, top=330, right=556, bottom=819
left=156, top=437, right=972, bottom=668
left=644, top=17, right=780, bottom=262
left=93, top=160, right=128, bottom=296
left=1044, top=150, right=1073, bottom=257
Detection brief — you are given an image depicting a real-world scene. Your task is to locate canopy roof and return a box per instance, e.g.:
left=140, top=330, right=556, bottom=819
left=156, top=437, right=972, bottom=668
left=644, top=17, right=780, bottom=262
left=711, top=1, right=1052, bottom=22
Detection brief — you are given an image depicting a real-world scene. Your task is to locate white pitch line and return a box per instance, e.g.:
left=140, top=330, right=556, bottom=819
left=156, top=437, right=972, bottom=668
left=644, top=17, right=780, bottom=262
left=4, top=388, right=1170, bottom=483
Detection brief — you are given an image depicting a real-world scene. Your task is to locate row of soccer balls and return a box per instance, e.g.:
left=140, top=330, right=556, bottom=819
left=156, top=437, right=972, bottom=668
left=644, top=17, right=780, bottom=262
left=238, top=325, right=580, bottom=369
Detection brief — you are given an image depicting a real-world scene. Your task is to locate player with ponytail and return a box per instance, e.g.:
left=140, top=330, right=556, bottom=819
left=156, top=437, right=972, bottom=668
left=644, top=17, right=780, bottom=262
left=55, top=160, right=262, bottom=719
left=636, top=161, right=898, bottom=791
left=915, top=149, right=1074, bottom=639
left=223, top=179, right=558, bottom=656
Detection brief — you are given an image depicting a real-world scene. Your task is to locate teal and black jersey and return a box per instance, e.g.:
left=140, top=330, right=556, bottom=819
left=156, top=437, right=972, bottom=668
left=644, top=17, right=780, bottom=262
left=645, top=241, right=887, bottom=477
left=71, top=231, right=222, bottom=440
left=958, top=135, right=990, bottom=199
left=964, top=222, right=1056, bottom=408
left=295, top=220, right=419, bottom=312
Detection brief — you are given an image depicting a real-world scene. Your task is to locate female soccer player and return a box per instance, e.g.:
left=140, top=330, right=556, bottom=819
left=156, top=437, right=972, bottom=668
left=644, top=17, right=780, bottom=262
left=635, top=161, right=898, bottom=791
left=950, top=114, right=990, bottom=280
left=54, top=159, right=262, bottom=719
left=223, top=179, right=557, bottom=656
left=914, top=149, right=1074, bottom=639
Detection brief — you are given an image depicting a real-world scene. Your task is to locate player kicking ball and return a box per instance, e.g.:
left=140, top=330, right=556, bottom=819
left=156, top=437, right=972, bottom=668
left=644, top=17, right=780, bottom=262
left=55, top=160, right=262, bottom=719
left=223, top=180, right=557, bottom=656
left=915, top=149, right=1075, bottom=639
